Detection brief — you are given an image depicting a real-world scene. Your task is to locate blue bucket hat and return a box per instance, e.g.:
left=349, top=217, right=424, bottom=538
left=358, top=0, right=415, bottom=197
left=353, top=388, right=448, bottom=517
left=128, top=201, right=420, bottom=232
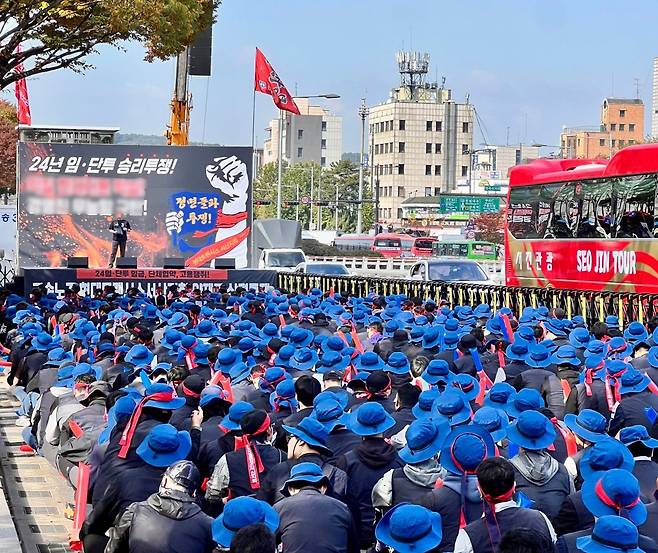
left=310, top=398, right=346, bottom=432
left=580, top=439, right=635, bottom=481
left=483, top=382, right=516, bottom=410
left=624, top=322, right=649, bottom=344
left=421, top=359, right=453, bottom=386
left=605, top=315, right=620, bottom=329
left=289, top=347, right=319, bottom=371
left=452, top=373, right=480, bottom=402
left=576, top=516, right=642, bottom=553
left=168, top=312, right=189, bottom=329
left=440, top=424, right=495, bottom=475
left=433, top=389, right=472, bottom=426
left=515, top=326, right=535, bottom=343
left=544, top=318, right=567, bottom=337
left=289, top=328, right=314, bottom=348
left=44, top=347, right=74, bottom=367
left=270, top=379, right=298, bottom=412
left=525, top=343, right=552, bottom=368
left=136, top=424, right=192, bottom=467
left=282, top=417, right=332, bottom=456
left=316, top=351, right=350, bottom=374
left=220, top=401, right=254, bottom=431
left=237, top=337, right=256, bottom=354
left=354, top=351, right=385, bottom=372
left=443, top=331, right=460, bottom=350
left=472, top=406, right=509, bottom=442
left=274, top=344, right=296, bottom=368
left=619, top=425, right=658, bottom=449
left=551, top=344, right=582, bottom=367
left=648, top=346, right=658, bottom=369
left=564, top=409, right=609, bottom=443
left=143, top=383, right=186, bottom=410
left=343, top=402, right=396, bottom=436
left=474, top=304, right=493, bottom=320
left=422, top=327, right=442, bottom=349
left=216, top=348, right=242, bottom=374
left=259, top=322, right=279, bottom=341
left=569, top=327, right=592, bottom=349
left=505, top=388, right=545, bottom=419
left=608, top=337, right=633, bottom=359
left=211, top=496, right=279, bottom=548
left=160, top=329, right=183, bottom=350
left=506, top=410, right=556, bottom=451
left=412, top=389, right=441, bottom=419
left=385, top=352, right=411, bottom=375
left=282, top=462, right=329, bottom=494
left=581, top=469, right=647, bottom=525
left=375, top=503, right=443, bottom=553
left=31, top=332, right=57, bottom=352
left=618, top=368, right=651, bottom=394
left=399, top=419, right=451, bottom=464
left=193, top=319, right=219, bottom=339
left=584, top=340, right=608, bottom=358
left=505, top=340, right=530, bottom=362
left=125, top=345, right=154, bottom=367
left=199, top=385, right=230, bottom=409
left=55, top=365, right=76, bottom=388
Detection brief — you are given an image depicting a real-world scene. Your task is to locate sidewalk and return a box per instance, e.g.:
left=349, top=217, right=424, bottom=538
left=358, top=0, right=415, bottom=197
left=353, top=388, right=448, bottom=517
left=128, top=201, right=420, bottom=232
left=0, top=381, right=72, bottom=553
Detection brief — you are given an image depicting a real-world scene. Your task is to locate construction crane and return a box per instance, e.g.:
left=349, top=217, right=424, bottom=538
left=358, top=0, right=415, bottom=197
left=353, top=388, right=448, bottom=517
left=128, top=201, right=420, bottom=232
left=165, top=47, right=192, bottom=146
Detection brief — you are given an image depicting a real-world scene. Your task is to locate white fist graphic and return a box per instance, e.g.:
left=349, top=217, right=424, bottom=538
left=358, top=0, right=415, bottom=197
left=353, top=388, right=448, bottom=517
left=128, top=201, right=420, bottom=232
left=165, top=210, right=184, bottom=235
left=205, top=156, right=249, bottom=199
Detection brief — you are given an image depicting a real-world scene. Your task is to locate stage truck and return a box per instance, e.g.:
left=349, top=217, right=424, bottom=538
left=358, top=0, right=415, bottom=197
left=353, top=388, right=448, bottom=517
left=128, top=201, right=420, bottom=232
left=505, top=144, right=658, bottom=293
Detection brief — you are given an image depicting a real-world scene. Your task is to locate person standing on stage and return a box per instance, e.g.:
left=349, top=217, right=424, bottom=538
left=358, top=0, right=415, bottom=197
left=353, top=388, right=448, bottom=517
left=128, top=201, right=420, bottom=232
left=108, top=214, right=131, bottom=267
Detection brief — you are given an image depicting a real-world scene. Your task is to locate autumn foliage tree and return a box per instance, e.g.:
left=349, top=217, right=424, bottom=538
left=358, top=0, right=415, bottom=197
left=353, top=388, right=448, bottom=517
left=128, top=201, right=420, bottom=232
left=0, top=0, right=218, bottom=91
left=473, top=211, right=505, bottom=244
left=0, top=100, right=17, bottom=196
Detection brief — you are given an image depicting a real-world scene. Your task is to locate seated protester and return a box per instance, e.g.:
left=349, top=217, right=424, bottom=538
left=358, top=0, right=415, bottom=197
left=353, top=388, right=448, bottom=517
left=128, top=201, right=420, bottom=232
left=422, top=424, right=495, bottom=552
left=556, top=473, right=655, bottom=553
left=454, top=334, right=504, bottom=384
left=259, top=417, right=348, bottom=506
left=508, top=410, right=575, bottom=519
left=56, top=380, right=112, bottom=488
left=81, top=424, right=192, bottom=553
left=205, top=410, right=285, bottom=506
left=385, top=382, right=421, bottom=438
left=552, top=344, right=583, bottom=396
left=27, top=346, right=74, bottom=398
left=178, top=385, right=231, bottom=436
left=224, top=354, right=261, bottom=404
left=563, top=355, right=611, bottom=419
left=383, top=351, right=413, bottom=393
left=245, top=367, right=290, bottom=413
left=321, top=369, right=350, bottom=406
left=563, top=409, right=610, bottom=487
left=350, top=370, right=396, bottom=413
left=195, top=402, right=254, bottom=480
left=619, top=426, right=658, bottom=500
left=373, top=418, right=448, bottom=514
left=375, top=504, right=443, bottom=553
left=169, top=374, right=205, bottom=430
left=229, top=524, right=277, bottom=553
left=274, top=463, right=359, bottom=553
left=310, top=397, right=361, bottom=462
left=554, top=439, right=635, bottom=536
left=104, top=460, right=214, bottom=553
left=282, top=375, right=321, bottom=426
left=503, top=340, right=532, bottom=384
left=609, top=367, right=658, bottom=437
left=211, top=496, right=279, bottom=552
left=472, top=407, right=511, bottom=458
left=454, top=457, right=556, bottom=553
left=646, top=346, right=658, bottom=387
left=268, top=379, right=299, bottom=425
left=335, top=402, right=403, bottom=550
left=364, top=321, right=384, bottom=352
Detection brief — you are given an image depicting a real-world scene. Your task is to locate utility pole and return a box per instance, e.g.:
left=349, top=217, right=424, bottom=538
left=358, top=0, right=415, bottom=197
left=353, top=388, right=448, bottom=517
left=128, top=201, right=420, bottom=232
left=276, top=110, right=284, bottom=218
left=309, top=166, right=314, bottom=230
left=335, top=181, right=339, bottom=231
left=357, top=98, right=368, bottom=234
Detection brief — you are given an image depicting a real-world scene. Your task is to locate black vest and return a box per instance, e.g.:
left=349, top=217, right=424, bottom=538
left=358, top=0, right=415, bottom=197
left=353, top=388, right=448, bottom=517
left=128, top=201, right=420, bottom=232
left=391, top=467, right=432, bottom=506
left=129, top=502, right=213, bottom=553
left=226, top=443, right=285, bottom=498
left=465, top=507, right=552, bottom=553
left=513, top=463, right=572, bottom=519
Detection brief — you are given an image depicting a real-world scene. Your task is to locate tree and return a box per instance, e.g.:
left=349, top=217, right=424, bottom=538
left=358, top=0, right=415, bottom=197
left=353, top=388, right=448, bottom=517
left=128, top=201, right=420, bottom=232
left=473, top=211, right=505, bottom=244
left=0, top=0, right=218, bottom=91
left=0, top=100, right=17, bottom=196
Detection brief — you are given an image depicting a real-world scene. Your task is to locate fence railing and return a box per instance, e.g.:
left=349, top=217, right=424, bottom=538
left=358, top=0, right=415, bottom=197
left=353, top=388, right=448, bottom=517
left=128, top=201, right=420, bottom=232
left=277, top=272, right=658, bottom=326
left=0, top=260, right=15, bottom=288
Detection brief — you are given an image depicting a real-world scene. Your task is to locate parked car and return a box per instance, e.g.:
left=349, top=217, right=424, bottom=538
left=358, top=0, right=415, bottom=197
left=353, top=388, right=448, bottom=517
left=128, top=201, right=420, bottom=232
left=293, top=262, right=351, bottom=276
left=258, top=248, right=307, bottom=271
left=408, top=259, right=491, bottom=284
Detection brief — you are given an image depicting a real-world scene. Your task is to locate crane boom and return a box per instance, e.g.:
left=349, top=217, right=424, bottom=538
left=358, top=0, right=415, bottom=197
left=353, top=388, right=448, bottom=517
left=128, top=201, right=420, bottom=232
left=165, top=47, right=191, bottom=145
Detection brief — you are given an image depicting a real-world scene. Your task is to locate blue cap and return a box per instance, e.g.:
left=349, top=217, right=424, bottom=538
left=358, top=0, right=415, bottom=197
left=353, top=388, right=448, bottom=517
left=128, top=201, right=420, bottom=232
left=282, top=417, right=332, bottom=455
left=282, top=462, right=329, bottom=494
left=506, top=410, right=556, bottom=451
left=342, top=402, right=396, bottom=437
left=220, top=401, right=254, bottom=431
left=136, top=424, right=192, bottom=468
left=440, top=424, right=495, bottom=475
left=581, top=469, right=647, bottom=525
left=399, top=419, right=450, bottom=464
left=472, top=406, right=509, bottom=442
left=211, top=496, right=279, bottom=548
left=375, top=503, right=442, bottom=553
left=505, top=388, right=545, bottom=419
left=433, top=389, right=472, bottom=427
left=580, top=440, right=635, bottom=481
left=576, top=516, right=642, bottom=553
left=564, top=409, right=609, bottom=443
left=619, top=425, right=658, bottom=449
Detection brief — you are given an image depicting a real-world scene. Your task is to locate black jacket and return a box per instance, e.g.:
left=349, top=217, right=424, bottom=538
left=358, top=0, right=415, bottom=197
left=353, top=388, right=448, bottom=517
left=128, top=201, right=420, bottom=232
left=553, top=491, right=593, bottom=536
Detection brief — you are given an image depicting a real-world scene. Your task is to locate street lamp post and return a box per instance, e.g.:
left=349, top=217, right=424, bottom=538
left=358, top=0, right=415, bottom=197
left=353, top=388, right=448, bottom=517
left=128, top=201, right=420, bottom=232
left=275, top=93, right=340, bottom=220
left=466, top=147, right=495, bottom=194
left=357, top=98, right=368, bottom=234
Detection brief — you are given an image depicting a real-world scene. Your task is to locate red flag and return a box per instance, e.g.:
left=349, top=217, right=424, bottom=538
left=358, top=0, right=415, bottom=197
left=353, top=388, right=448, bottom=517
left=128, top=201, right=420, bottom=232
left=254, top=48, right=300, bottom=115
left=14, top=45, right=32, bottom=125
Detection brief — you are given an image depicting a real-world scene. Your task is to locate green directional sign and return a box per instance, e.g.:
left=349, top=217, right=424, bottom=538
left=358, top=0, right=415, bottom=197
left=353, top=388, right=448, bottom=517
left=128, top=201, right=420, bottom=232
left=439, top=195, right=500, bottom=214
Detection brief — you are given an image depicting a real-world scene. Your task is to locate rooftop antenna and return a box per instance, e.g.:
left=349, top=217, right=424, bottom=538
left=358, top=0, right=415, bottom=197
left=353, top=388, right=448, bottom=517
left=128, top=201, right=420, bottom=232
left=506, top=126, right=510, bottom=146
left=395, top=51, right=430, bottom=101
left=634, top=77, right=640, bottom=98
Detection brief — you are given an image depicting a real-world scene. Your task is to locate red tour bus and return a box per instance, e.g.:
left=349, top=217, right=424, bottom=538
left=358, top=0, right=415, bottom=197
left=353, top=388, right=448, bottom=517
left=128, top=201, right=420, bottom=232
left=372, top=233, right=437, bottom=258
left=506, top=144, right=658, bottom=293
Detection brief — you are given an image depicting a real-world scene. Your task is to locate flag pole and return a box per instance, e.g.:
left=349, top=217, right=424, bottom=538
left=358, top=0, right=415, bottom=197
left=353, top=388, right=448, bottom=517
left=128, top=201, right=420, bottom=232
left=276, top=109, right=283, bottom=219
left=249, top=81, right=257, bottom=267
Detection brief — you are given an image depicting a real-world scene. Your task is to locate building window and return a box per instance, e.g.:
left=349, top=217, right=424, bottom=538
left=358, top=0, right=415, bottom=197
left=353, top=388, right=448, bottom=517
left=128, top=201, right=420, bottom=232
left=426, top=121, right=433, bottom=131
left=619, top=109, right=626, bottom=118
left=610, top=123, right=616, bottom=131
left=599, top=138, right=605, bottom=146
left=297, top=147, right=303, bottom=158
left=629, top=123, right=635, bottom=132
left=434, top=165, right=441, bottom=176
left=461, top=166, right=468, bottom=177
left=321, top=157, right=326, bottom=166
left=619, top=123, right=625, bottom=131
left=611, top=139, right=616, bottom=147
left=436, top=121, right=442, bottom=132
left=462, top=144, right=469, bottom=154
left=388, top=186, right=392, bottom=196
left=322, top=121, right=327, bottom=131
left=424, top=187, right=432, bottom=197
left=397, top=208, right=403, bottom=219
left=434, top=187, right=441, bottom=196
left=399, top=120, right=406, bottom=131
left=399, top=142, right=405, bottom=153
left=384, top=121, right=389, bottom=132
left=629, top=139, right=636, bottom=145
left=619, top=140, right=625, bottom=147
left=426, top=143, right=432, bottom=154
left=462, top=122, right=469, bottom=133
left=389, top=120, right=393, bottom=130
left=389, top=142, right=393, bottom=152
left=321, top=139, right=327, bottom=149
left=435, top=143, right=442, bottom=153
left=398, top=164, right=405, bottom=175
left=425, top=165, right=432, bottom=175
left=398, top=186, right=405, bottom=197
left=370, top=124, right=374, bottom=135
left=297, top=129, right=304, bottom=140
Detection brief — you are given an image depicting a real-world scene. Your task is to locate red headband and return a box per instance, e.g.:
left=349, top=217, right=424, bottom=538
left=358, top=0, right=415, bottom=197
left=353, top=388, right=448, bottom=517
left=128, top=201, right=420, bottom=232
left=595, top=479, right=640, bottom=512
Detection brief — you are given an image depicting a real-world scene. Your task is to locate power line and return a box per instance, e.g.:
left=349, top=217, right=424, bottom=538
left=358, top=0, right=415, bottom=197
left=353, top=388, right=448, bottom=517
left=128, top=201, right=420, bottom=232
left=473, top=106, right=491, bottom=146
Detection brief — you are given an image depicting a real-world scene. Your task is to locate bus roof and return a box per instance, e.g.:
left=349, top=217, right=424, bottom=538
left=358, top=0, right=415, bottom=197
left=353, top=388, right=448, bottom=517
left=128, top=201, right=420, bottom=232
left=374, top=233, right=437, bottom=241
left=508, top=143, right=658, bottom=187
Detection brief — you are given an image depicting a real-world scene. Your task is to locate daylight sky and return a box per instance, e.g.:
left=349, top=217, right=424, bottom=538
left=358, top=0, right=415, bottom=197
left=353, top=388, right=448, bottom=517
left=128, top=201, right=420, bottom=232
left=11, top=0, right=658, bottom=152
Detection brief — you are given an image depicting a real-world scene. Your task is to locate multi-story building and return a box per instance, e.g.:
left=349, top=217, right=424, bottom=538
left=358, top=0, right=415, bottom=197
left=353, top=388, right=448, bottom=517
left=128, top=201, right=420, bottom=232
left=560, top=98, right=644, bottom=159
left=262, top=98, right=342, bottom=168
left=368, top=52, right=474, bottom=224
left=465, top=145, right=541, bottom=196
left=652, top=57, right=658, bottom=139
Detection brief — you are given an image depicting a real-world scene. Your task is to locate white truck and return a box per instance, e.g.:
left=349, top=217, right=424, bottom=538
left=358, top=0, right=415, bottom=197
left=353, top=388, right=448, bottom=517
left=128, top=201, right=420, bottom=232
left=258, top=248, right=307, bottom=271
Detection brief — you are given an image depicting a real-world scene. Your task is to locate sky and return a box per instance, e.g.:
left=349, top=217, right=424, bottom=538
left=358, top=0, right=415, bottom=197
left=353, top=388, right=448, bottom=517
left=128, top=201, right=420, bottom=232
left=9, top=0, right=658, bottom=153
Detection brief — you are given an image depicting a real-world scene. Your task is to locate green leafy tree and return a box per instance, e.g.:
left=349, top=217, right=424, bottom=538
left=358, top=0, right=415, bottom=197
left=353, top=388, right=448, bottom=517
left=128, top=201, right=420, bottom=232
left=0, top=100, right=17, bottom=195
left=0, top=0, right=217, bottom=90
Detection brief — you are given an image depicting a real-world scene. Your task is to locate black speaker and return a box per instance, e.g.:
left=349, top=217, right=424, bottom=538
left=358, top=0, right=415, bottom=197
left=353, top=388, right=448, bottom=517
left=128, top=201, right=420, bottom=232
left=67, top=257, right=88, bottom=269
left=189, top=25, right=212, bottom=76
left=116, top=257, right=138, bottom=269
left=163, top=257, right=185, bottom=269
left=214, top=258, right=235, bottom=269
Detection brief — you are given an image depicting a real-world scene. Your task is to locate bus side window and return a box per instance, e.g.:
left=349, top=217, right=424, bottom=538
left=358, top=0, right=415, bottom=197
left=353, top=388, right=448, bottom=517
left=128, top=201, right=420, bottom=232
left=614, top=174, right=656, bottom=238
left=576, top=179, right=612, bottom=239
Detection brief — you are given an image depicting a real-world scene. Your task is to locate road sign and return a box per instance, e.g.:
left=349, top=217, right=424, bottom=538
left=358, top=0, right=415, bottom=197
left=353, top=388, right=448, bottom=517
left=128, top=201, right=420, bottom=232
left=301, top=196, right=311, bottom=206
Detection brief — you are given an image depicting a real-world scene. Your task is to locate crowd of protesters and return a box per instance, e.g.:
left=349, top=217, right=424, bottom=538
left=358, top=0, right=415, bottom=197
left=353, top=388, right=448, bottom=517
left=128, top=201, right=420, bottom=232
left=3, top=282, right=658, bottom=553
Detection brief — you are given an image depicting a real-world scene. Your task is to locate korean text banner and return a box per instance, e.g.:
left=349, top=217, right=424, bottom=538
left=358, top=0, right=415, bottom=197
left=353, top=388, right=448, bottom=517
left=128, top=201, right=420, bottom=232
left=17, top=143, right=252, bottom=269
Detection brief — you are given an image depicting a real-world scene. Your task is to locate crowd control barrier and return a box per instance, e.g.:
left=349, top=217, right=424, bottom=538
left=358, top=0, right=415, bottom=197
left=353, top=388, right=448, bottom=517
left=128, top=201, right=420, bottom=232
left=277, top=272, right=658, bottom=326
